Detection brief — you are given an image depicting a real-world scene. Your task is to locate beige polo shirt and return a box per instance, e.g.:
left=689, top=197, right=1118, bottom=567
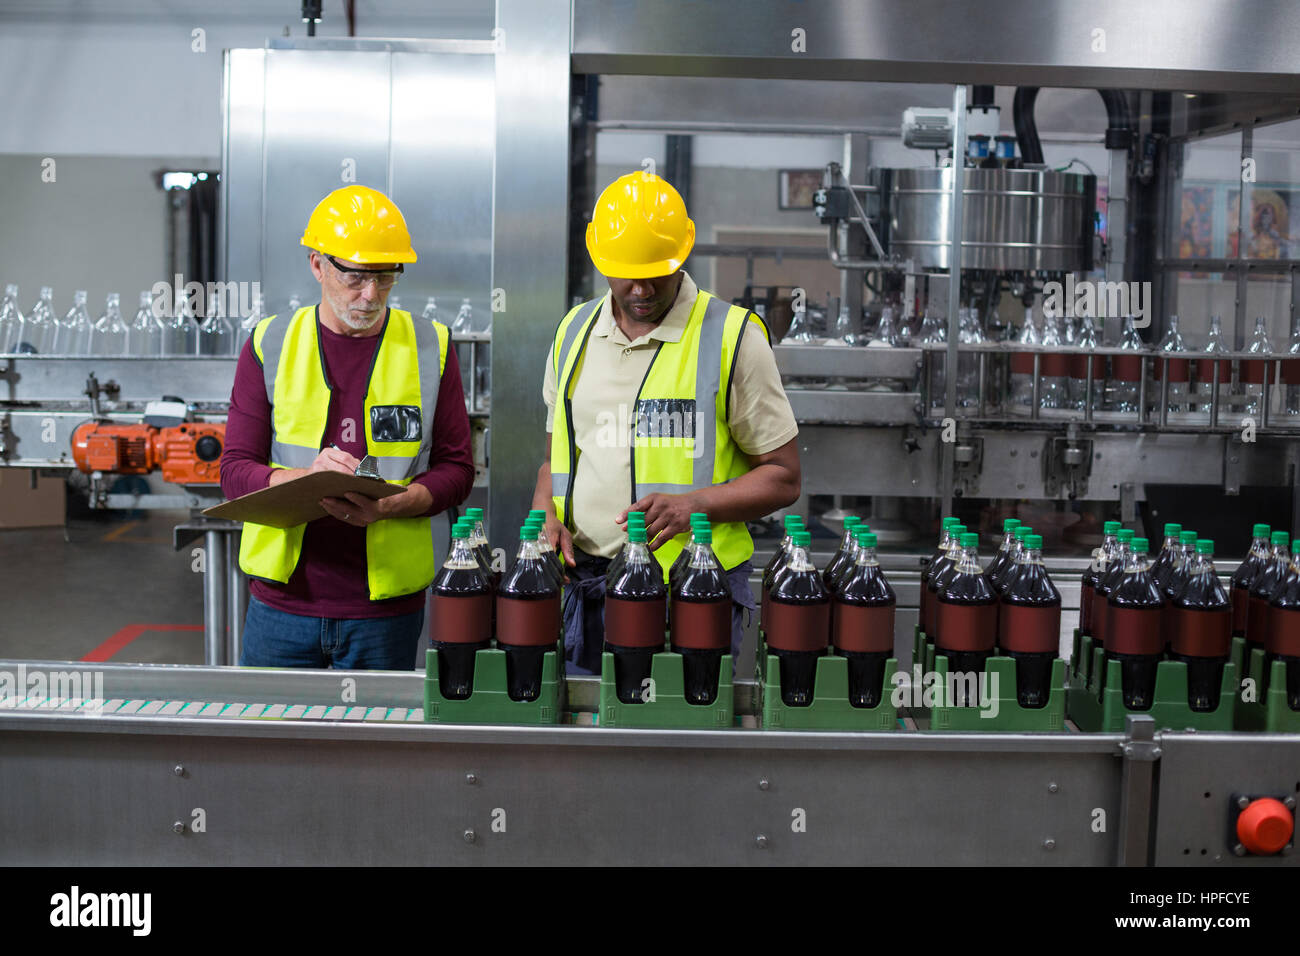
left=542, top=271, right=798, bottom=559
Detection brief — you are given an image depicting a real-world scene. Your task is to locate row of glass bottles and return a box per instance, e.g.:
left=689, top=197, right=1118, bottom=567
left=424, top=296, right=491, bottom=410
left=0, top=285, right=263, bottom=357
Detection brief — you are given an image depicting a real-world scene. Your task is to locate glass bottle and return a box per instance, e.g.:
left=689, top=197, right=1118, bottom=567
left=1247, top=531, right=1291, bottom=655
left=27, top=286, right=56, bottom=354
left=832, top=530, right=896, bottom=708
left=1080, top=521, right=1122, bottom=637
left=1070, top=314, right=1103, bottom=411
left=766, top=530, right=829, bottom=707
left=935, top=532, right=998, bottom=707
left=785, top=301, right=813, bottom=343
left=93, top=293, right=129, bottom=356
left=496, top=525, right=561, bottom=702
left=1154, top=313, right=1190, bottom=414
left=430, top=522, right=493, bottom=700
left=956, top=306, right=984, bottom=408
left=57, top=290, right=92, bottom=354
left=920, top=307, right=947, bottom=409
left=1243, top=315, right=1274, bottom=417
left=1168, top=539, right=1232, bottom=712
left=1009, top=305, right=1040, bottom=412
left=200, top=291, right=235, bottom=356
left=421, top=296, right=439, bottom=324
left=983, top=517, right=1022, bottom=587
left=1231, top=523, right=1272, bottom=643
left=1104, top=536, right=1165, bottom=710
left=1108, top=315, right=1145, bottom=413
left=605, top=524, right=667, bottom=704
left=998, top=533, right=1061, bottom=708
left=1093, top=528, right=1135, bottom=649
left=670, top=524, right=732, bottom=706
left=235, top=293, right=264, bottom=356
left=166, top=292, right=199, bottom=356
left=287, top=293, right=303, bottom=314
left=1196, top=315, right=1231, bottom=415
left=833, top=303, right=858, bottom=346
left=872, top=305, right=899, bottom=347
left=452, top=297, right=474, bottom=334
left=0, top=284, right=22, bottom=352
left=923, top=521, right=966, bottom=638
left=1038, top=308, right=1068, bottom=409
left=1264, top=539, right=1300, bottom=710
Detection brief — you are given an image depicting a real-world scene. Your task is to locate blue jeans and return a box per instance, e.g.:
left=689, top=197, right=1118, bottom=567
left=240, top=596, right=425, bottom=670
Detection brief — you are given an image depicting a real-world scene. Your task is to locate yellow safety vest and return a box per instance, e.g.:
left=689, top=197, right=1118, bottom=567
left=550, top=290, right=768, bottom=577
left=238, top=305, right=450, bottom=601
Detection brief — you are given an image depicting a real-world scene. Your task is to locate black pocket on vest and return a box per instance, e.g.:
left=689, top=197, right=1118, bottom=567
left=370, top=405, right=421, bottom=442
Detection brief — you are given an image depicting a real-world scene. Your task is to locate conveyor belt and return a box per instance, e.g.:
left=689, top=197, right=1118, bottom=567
left=0, top=696, right=426, bottom=721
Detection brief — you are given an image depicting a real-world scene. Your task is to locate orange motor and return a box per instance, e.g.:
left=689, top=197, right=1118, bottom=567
left=72, top=422, right=225, bottom=485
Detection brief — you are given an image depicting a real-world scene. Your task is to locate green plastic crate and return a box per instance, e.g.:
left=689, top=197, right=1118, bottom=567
left=1232, top=637, right=1300, bottom=732
left=912, top=630, right=1065, bottom=731
left=596, top=651, right=735, bottom=729
left=423, top=647, right=562, bottom=725
left=756, top=635, right=899, bottom=731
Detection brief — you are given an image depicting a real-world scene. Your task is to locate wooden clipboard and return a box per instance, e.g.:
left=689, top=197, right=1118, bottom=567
left=202, top=471, right=404, bottom=528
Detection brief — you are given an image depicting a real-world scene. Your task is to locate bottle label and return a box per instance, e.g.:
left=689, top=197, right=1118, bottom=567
left=1241, top=358, right=1269, bottom=385
left=1111, top=354, right=1143, bottom=383
left=1231, top=585, right=1249, bottom=635
left=1169, top=606, right=1231, bottom=658
left=605, top=596, right=667, bottom=649
left=1070, top=354, right=1105, bottom=379
left=1267, top=607, right=1300, bottom=657
left=1091, top=591, right=1111, bottom=645
left=431, top=592, right=492, bottom=645
left=1151, top=357, right=1190, bottom=382
left=1079, top=581, right=1096, bottom=634
left=670, top=599, right=732, bottom=650
left=998, top=603, right=1061, bottom=653
left=1009, top=350, right=1035, bottom=375
left=832, top=602, right=895, bottom=653
left=1106, top=606, right=1163, bottom=656
left=934, top=601, right=997, bottom=652
left=496, top=595, right=560, bottom=648
left=1193, top=357, right=1233, bottom=384
left=1040, top=352, right=1071, bottom=378
left=765, top=600, right=830, bottom=652
left=1248, top=594, right=1270, bottom=645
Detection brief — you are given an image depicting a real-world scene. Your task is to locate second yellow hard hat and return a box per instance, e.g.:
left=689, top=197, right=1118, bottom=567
left=585, top=172, right=695, bottom=279
left=300, top=185, right=417, bottom=264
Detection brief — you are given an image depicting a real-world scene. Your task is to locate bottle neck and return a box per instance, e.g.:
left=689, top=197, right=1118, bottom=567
left=1124, top=551, right=1151, bottom=573
left=535, top=530, right=554, bottom=555
left=785, top=545, right=815, bottom=573
left=445, top=539, right=479, bottom=570
left=854, top=545, right=879, bottom=568
left=624, top=540, right=652, bottom=566
left=515, top=539, right=541, bottom=562
left=689, top=542, right=720, bottom=570
left=955, top=545, right=982, bottom=574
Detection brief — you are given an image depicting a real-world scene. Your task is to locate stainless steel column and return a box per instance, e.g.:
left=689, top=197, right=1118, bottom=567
left=939, top=84, right=967, bottom=517
left=489, top=0, right=573, bottom=548
left=203, top=530, right=228, bottom=667
left=226, top=529, right=246, bottom=666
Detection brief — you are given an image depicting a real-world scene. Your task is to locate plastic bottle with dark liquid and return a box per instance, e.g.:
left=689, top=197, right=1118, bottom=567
left=983, top=517, right=1022, bottom=588
left=1149, top=522, right=1183, bottom=591
left=935, top=532, right=997, bottom=707
left=1160, top=530, right=1198, bottom=650
left=832, top=530, right=895, bottom=708
left=1232, top=523, right=1273, bottom=646
left=919, top=518, right=960, bottom=636
left=670, top=525, right=731, bottom=706
left=1080, top=521, right=1122, bottom=637
left=605, top=524, right=666, bottom=703
left=822, top=516, right=863, bottom=591
left=496, top=525, right=561, bottom=702
left=766, top=530, right=828, bottom=706
left=1248, top=531, right=1292, bottom=656
left=1104, top=537, right=1165, bottom=710
left=992, top=525, right=1031, bottom=595
left=669, top=514, right=712, bottom=591
left=923, top=522, right=966, bottom=639
left=606, top=511, right=647, bottom=586
left=430, top=523, right=493, bottom=700
left=1093, top=528, right=1135, bottom=649
left=1264, top=540, right=1300, bottom=710
left=997, top=533, right=1061, bottom=708
left=525, top=520, right=563, bottom=588
left=762, top=515, right=804, bottom=634
left=528, top=509, right=566, bottom=582
left=1167, top=539, right=1232, bottom=712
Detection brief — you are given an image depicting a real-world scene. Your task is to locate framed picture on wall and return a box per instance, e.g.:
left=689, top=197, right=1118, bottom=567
left=778, top=169, right=823, bottom=210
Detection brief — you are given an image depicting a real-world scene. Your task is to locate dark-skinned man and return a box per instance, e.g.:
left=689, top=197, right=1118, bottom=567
left=534, top=171, right=801, bottom=675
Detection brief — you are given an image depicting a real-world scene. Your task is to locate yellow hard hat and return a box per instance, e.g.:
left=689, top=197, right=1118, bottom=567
left=300, top=185, right=417, bottom=264
left=585, top=172, right=695, bottom=279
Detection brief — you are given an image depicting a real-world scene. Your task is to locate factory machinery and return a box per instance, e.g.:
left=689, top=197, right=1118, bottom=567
left=4, top=0, right=1300, bottom=865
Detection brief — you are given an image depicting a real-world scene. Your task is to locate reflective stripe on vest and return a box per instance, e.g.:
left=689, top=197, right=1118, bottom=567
left=549, top=290, right=768, bottom=576
left=238, top=305, right=450, bottom=601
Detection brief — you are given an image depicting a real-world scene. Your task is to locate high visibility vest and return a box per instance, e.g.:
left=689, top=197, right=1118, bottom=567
left=238, top=305, right=450, bottom=601
left=549, top=290, right=768, bottom=577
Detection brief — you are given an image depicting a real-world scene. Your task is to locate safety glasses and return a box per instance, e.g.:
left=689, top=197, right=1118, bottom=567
left=324, top=255, right=404, bottom=290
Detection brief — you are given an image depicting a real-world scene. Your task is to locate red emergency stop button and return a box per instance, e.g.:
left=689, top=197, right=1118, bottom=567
left=1236, top=798, right=1294, bottom=855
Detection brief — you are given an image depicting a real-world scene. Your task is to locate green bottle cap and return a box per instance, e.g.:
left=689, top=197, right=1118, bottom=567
left=1104, top=520, right=1122, bottom=534
left=858, top=523, right=871, bottom=534
left=1179, top=531, right=1197, bottom=545
left=627, top=512, right=645, bottom=525
left=784, top=515, right=803, bottom=529
left=1196, top=539, right=1214, bottom=554
left=1253, top=523, right=1271, bottom=537
left=1163, top=522, right=1182, bottom=536
left=942, top=516, right=959, bottom=527
left=1272, top=531, right=1290, bottom=547
left=1293, top=539, right=1300, bottom=554
left=451, top=524, right=469, bottom=540
left=1015, top=527, right=1031, bottom=540
left=528, top=509, right=545, bottom=519
left=792, top=530, right=811, bottom=547
left=1003, top=518, right=1021, bottom=532
left=1131, top=537, right=1149, bottom=552
left=858, top=531, right=878, bottom=548
left=689, top=511, right=708, bottom=522
left=960, top=532, right=978, bottom=548
left=1117, top=529, right=1135, bottom=543
left=950, top=523, right=966, bottom=536
left=696, top=527, right=713, bottom=544
left=519, top=526, right=536, bottom=539
left=466, top=507, right=484, bottom=519
left=628, top=525, right=647, bottom=543
left=844, top=516, right=861, bottom=529
left=1025, top=534, right=1043, bottom=549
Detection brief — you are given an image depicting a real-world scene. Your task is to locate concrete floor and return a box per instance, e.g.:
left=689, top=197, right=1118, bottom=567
left=0, top=511, right=207, bottom=665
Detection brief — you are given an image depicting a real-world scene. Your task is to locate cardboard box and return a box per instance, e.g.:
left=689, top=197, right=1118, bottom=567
left=0, top=468, right=66, bottom=529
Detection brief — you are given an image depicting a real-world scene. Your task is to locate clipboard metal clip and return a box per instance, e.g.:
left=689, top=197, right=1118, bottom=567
left=354, top=455, right=383, bottom=480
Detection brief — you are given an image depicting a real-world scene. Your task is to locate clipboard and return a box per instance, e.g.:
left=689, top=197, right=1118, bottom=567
left=203, top=459, right=403, bottom=528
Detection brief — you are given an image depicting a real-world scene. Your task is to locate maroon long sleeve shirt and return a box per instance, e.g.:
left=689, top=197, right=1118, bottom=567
left=220, top=310, right=475, bottom=618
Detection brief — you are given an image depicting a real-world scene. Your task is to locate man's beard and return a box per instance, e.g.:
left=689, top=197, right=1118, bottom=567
left=326, top=291, right=385, bottom=331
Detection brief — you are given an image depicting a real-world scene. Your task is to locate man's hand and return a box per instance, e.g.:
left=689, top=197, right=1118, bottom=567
left=268, top=446, right=360, bottom=487
left=543, top=512, right=575, bottom=579
left=619, top=492, right=696, bottom=552
left=320, top=491, right=384, bottom=527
